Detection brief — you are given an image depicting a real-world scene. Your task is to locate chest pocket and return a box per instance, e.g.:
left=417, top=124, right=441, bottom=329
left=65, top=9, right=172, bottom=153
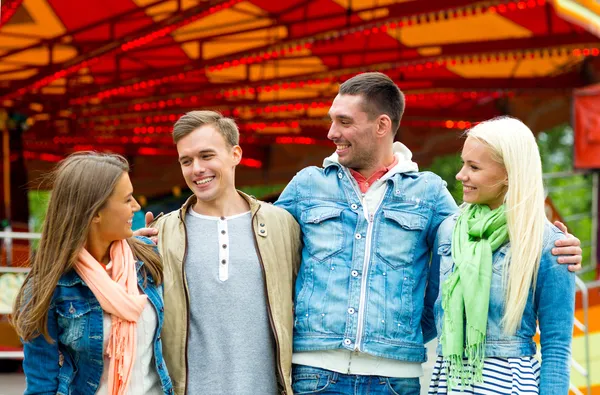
left=375, top=209, right=427, bottom=269
left=301, top=206, right=345, bottom=261
left=56, top=299, right=91, bottom=345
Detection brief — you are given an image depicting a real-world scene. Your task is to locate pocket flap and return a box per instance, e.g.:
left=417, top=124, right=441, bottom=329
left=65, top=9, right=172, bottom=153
left=382, top=209, right=426, bottom=230
left=56, top=299, right=91, bottom=318
left=301, top=206, right=343, bottom=224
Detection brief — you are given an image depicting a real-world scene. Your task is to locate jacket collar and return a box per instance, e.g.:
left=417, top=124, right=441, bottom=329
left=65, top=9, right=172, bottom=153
left=178, top=190, right=261, bottom=220
left=57, top=250, right=145, bottom=287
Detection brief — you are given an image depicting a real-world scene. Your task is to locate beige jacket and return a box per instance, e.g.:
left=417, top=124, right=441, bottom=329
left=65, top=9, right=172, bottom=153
left=152, top=191, right=301, bottom=395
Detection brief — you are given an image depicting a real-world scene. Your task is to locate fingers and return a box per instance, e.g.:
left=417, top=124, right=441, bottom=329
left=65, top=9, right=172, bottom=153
left=567, top=263, right=582, bottom=272
left=554, top=237, right=581, bottom=247
left=133, top=227, right=158, bottom=238
left=145, top=211, right=155, bottom=227
left=552, top=246, right=583, bottom=257
left=553, top=221, right=568, bottom=235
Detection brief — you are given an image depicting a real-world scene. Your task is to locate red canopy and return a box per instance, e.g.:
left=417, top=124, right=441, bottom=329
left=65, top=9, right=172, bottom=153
left=1, top=0, right=600, bottom=195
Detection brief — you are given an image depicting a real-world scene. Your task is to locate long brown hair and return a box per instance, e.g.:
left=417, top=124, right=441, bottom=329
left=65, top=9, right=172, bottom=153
left=12, top=152, right=163, bottom=342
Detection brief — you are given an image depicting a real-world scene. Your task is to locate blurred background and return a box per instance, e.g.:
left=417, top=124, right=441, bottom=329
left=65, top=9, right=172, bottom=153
left=1, top=0, right=600, bottom=393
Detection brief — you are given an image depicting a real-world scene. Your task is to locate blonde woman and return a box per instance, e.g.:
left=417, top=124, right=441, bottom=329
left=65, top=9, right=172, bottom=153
left=12, top=152, right=173, bottom=395
left=428, top=117, right=575, bottom=394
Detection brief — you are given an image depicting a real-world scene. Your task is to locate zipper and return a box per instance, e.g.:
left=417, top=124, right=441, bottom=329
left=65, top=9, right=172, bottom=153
left=180, top=212, right=191, bottom=395
left=343, top=167, right=388, bottom=352
left=250, top=206, right=286, bottom=394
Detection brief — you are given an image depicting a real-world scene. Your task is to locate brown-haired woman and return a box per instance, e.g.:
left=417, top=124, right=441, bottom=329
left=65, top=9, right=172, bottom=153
left=12, top=152, right=173, bottom=395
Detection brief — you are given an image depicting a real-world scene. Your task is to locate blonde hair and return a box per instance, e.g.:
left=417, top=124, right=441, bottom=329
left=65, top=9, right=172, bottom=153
left=466, top=116, right=546, bottom=335
left=12, top=152, right=163, bottom=342
left=172, top=110, right=239, bottom=146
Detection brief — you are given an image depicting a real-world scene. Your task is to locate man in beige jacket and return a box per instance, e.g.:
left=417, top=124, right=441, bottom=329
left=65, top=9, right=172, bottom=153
left=141, top=110, right=301, bottom=395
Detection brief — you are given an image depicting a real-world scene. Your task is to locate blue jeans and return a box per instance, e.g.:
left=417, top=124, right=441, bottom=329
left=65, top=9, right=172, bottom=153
left=291, top=365, right=421, bottom=395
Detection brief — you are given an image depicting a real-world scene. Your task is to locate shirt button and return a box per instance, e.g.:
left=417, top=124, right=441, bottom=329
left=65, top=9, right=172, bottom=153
left=355, top=233, right=362, bottom=240
left=343, top=339, right=352, bottom=346
left=221, top=230, right=226, bottom=235
left=351, top=270, right=359, bottom=277
left=221, top=259, right=226, bottom=264
left=222, top=244, right=227, bottom=249
left=351, top=204, right=358, bottom=210
left=347, top=308, right=355, bottom=314
left=220, top=216, right=226, bottom=220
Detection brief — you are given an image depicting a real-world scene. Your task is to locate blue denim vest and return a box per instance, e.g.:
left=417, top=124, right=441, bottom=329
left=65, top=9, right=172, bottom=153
left=22, top=238, right=174, bottom=395
left=432, top=214, right=575, bottom=393
left=275, top=163, right=457, bottom=363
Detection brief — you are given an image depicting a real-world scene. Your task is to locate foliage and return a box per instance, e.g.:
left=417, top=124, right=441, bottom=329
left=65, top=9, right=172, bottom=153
left=28, top=190, right=50, bottom=250
left=538, top=125, right=594, bottom=281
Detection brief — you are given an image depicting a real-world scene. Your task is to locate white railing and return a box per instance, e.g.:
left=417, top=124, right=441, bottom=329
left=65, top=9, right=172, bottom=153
left=0, top=231, right=38, bottom=360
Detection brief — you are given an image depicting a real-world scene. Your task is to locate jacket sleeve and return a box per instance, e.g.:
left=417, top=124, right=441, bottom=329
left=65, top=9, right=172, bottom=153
left=275, top=172, right=300, bottom=221
left=23, top=306, right=61, bottom=395
left=536, top=230, right=575, bottom=394
left=289, top=214, right=302, bottom=283
left=422, top=179, right=457, bottom=342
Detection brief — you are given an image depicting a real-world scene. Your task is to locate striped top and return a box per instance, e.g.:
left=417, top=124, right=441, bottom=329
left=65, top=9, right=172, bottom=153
left=428, top=355, right=541, bottom=394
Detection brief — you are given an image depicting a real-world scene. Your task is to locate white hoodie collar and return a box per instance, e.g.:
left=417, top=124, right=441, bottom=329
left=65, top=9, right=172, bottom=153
left=323, top=142, right=419, bottom=177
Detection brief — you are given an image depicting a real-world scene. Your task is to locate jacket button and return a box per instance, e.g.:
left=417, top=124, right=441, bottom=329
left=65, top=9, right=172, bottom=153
left=355, top=234, right=362, bottom=240
left=343, top=338, right=352, bottom=345
left=260, top=223, right=265, bottom=227
left=347, top=308, right=355, bottom=314
left=351, top=270, right=359, bottom=277
left=351, top=204, right=358, bottom=210
left=260, top=229, right=266, bottom=234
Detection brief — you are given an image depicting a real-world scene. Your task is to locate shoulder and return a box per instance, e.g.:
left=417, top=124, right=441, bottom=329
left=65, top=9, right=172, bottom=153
left=151, top=209, right=180, bottom=228
left=436, top=213, right=459, bottom=244
left=257, top=200, right=297, bottom=225
left=392, top=171, right=449, bottom=198
left=134, top=235, right=154, bottom=246
left=289, top=166, right=330, bottom=183
left=539, top=221, right=568, bottom=271
left=398, top=170, right=444, bottom=182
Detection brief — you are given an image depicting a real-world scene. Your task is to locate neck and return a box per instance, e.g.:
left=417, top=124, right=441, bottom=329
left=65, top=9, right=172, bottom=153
left=85, top=233, right=112, bottom=265
left=192, top=188, right=249, bottom=217
left=354, top=147, right=395, bottom=179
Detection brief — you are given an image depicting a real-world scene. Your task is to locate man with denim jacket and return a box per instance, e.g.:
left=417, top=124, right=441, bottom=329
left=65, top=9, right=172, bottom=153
left=274, top=72, right=582, bottom=394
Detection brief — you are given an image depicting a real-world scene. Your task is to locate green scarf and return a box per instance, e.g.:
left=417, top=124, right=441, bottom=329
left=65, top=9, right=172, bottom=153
left=441, top=204, right=508, bottom=389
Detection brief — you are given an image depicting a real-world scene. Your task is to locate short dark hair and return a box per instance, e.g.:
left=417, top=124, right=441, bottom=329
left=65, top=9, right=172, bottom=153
left=339, top=72, right=405, bottom=136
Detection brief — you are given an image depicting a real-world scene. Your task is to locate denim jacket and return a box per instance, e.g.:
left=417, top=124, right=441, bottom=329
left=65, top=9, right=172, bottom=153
left=433, top=214, right=575, bottom=393
left=275, top=162, right=457, bottom=363
left=22, top=237, right=174, bottom=395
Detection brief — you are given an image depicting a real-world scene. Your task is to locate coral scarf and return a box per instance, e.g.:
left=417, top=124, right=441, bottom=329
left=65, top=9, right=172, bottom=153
left=75, top=240, right=147, bottom=395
